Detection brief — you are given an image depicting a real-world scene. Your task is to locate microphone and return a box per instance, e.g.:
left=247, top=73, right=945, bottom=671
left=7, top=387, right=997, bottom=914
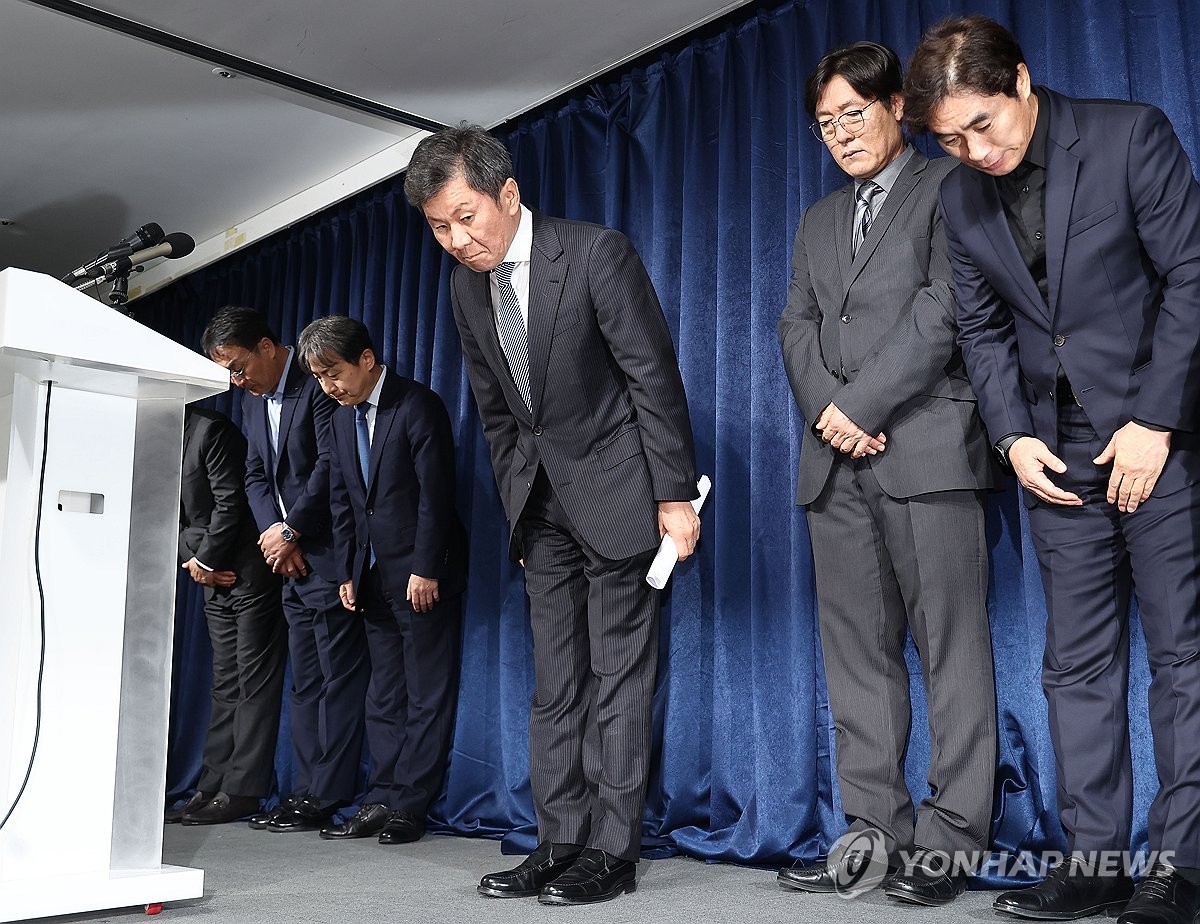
left=72, top=232, right=196, bottom=292
left=60, top=223, right=165, bottom=281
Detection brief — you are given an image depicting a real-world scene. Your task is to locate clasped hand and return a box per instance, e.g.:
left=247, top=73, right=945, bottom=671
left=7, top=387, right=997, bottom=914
left=815, top=403, right=885, bottom=459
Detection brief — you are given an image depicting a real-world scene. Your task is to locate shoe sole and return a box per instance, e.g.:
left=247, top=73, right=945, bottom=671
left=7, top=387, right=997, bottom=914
left=883, top=885, right=960, bottom=907
left=776, top=875, right=836, bottom=894
left=992, top=900, right=1129, bottom=920
left=537, top=881, right=636, bottom=905
left=477, top=886, right=541, bottom=898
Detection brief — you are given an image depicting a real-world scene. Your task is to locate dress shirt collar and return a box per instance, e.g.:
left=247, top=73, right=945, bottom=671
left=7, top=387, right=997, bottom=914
left=500, top=205, right=533, bottom=265
left=1023, top=87, right=1050, bottom=170
left=265, top=346, right=295, bottom=402
left=854, top=144, right=914, bottom=200
left=363, top=365, right=386, bottom=409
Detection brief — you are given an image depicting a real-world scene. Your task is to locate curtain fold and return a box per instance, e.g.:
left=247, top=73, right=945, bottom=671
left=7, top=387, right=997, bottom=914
left=138, top=0, right=1198, bottom=876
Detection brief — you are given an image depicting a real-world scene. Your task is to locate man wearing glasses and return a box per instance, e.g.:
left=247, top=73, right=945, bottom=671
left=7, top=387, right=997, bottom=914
left=202, top=307, right=369, bottom=834
left=777, top=42, right=997, bottom=906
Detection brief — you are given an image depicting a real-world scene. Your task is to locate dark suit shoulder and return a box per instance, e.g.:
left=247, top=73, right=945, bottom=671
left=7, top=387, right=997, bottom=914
left=923, top=155, right=959, bottom=183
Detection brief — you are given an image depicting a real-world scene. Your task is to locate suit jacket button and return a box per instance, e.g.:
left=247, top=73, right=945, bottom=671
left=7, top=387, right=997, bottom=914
left=532, top=426, right=544, bottom=436
left=1052, top=334, right=1066, bottom=347
left=840, top=314, right=851, bottom=324
left=366, top=508, right=374, bottom=516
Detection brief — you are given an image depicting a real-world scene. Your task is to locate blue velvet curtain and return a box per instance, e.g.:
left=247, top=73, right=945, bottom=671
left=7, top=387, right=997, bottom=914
left=138, top=0, right=1200, bottom=878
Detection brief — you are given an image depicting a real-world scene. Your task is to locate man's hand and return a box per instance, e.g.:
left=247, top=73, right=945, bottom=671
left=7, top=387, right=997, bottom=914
left=407, top=575, right=440, bottom=613
left=1008, top=437, right=1083, bottom=506
left=814, top=403, right=886, bottom=458
left=258, top=522, right=300, bottom=560
left=182, top=557, right=237, bottom=588
left=659, top=500, right=700, bottom=561
left=1094, top=421, right=1171, bottom=513
left=270, top=546, right=309, bottom=579
left=339, top=580, right=357, bottom=612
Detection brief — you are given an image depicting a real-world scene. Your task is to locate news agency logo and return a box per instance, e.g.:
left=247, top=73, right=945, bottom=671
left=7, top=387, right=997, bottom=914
left=829, top=827, right=891, bottom=897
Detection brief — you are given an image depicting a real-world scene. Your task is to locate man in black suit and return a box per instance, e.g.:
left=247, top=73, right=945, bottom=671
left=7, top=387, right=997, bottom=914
left=908, top=15, right=1200, bottom=923
left=296, top=315, right=466, bottom=846
left=404, top=124, right=700, bottom=906
left=171, top=406, right=286, bottom=825
left=202, top=307, right=369, bottom=833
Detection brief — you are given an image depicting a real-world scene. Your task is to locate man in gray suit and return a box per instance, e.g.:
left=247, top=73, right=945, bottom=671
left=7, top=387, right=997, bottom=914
left=404, top=125, right=700, bottom=906
left=777, top=42, right=997, bottom=906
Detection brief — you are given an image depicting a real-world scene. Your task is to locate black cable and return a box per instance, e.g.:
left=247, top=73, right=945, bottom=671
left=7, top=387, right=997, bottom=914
left=0, top=380, right=53, bottom=831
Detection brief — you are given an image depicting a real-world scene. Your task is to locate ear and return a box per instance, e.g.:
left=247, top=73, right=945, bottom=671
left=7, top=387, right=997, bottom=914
left=1015, top=62, right=1032, bottom=100
left=500, top=177, right=521, bottom=215
left=359, top=348, right=377, bottom=371
left=889, top=92, right=905, bottom=122
left=257, top=337, right=277, bottom=359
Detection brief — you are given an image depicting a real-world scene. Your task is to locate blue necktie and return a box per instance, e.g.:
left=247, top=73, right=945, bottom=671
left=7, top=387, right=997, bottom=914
left=355, top=402, right=375, bottom=566
left=355, top=401, right=371, bottom=488
left=492, top=261, right=531, bottom=410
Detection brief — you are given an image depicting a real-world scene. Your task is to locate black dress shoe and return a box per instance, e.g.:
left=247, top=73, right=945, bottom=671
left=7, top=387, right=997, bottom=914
left=267, top=795, right=337, bottom=832
left=248, top=793, right=300, bottom=830
left=1117, top=863, right=1200, bottom=924
left=478, top=842, right=583, bottom=898
left=884, top=849, right=967, bottom=906
left=778, top=849, right=892, bottom=894
left=538, top=848, right=636, bottom=905
left=319, top=803, right=390, bottom=840
left=994, top=855, right=1134, bottom=920
left=182, top=793, right=261, bottom=825
left=378, top=811, right=425, bottom=845
left=165, top=790, right=212, bottom=824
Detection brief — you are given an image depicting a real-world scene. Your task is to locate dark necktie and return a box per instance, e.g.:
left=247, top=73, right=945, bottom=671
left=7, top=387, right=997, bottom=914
left=491, top=261, right=532, bottom=410
left=853, top=180, right=883, bottom=256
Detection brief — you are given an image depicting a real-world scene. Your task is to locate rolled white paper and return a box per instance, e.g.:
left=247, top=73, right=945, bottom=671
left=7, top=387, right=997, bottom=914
left=645, top=474, right=712, bottom=589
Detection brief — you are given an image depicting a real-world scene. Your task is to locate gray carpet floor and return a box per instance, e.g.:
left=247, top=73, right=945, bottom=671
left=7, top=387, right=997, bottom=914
left=52, top=825, right=1010, bottom=923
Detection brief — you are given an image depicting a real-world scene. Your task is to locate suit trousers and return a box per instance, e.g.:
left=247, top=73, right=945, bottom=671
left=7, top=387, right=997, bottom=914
left=1030, top=401, right=1200, bottom=865
left=806, top=456, right=996, bottom=856
left=281, top=573, right=369, bottom=805
left=518, top=468, right=660, bottom=862
left=358, top=566, right=461, bottom=815
left=197, top=574, right=287, bottom=798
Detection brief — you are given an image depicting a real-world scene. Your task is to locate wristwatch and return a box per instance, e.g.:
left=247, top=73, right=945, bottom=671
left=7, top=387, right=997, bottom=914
left=279, top=523, right=297, bottom=543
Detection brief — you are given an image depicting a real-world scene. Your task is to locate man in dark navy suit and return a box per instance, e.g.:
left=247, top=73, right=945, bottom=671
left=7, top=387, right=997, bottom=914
left=405, top=125, right=700, bottom=905
left=202, top=307, right=368, bottom=833
left=908, top=15, right=1200, bottom=924
left=171, top=406, right=285, bottom=826
left=296, top=315, right=466, bottom=846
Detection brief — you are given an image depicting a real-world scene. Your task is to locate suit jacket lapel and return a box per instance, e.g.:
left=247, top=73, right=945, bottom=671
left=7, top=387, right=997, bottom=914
left=973, top=175, right=1050, bottom=320
left=1044, top=90, right=1080, bottom=320
left=845, top=150, right=927, bottom=289
left=275, top=356, right=304, bottom=476
left=834, top=185, right=854, bottom=293
left=526, top=213, right=565, bottom=418
left=367, top=374, right=400, bottom=497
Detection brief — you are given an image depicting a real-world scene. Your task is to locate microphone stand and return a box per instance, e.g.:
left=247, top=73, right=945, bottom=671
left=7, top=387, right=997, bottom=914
left=105, top=266, right=143, bottom=314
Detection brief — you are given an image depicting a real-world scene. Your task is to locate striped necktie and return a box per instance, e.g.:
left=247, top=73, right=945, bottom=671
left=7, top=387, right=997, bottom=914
left=853, top=180, right=882, bottom=256
left=491, top=261, right=531, bottom=410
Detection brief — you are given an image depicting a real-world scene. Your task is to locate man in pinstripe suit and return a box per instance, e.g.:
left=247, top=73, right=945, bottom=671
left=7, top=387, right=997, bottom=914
left=405, top=124, right=700, bottom=906
left=777, top=43, right=997, bottom=906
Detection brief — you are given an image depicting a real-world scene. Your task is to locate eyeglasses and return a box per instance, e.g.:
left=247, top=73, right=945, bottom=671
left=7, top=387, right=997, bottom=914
left=225, top=347, right=257, bottom=381
left=810, top=100, right=879, bottom=141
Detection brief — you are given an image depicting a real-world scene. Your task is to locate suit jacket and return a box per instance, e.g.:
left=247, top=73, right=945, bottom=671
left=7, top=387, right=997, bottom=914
left=941, top=89, right=1200, bottom=502
left=450, top=211, right=699, bottom=561
left=179, top=406, right=275, bottom=595
left=779, top=148, right=997, bottom=505
left=241, top=353, right=340, bottom=581
left=328, top=371, right=468, bottom=603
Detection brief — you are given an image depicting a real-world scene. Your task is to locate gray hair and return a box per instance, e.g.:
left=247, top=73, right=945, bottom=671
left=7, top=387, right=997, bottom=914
left=403, top=122, right=514, bottom=209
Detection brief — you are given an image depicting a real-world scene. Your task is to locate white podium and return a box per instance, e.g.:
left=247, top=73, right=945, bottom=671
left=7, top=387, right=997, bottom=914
left=0, top=268, right=228, bottom=921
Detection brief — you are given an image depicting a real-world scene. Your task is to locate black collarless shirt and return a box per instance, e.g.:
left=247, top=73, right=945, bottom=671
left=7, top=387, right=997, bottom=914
left=996, top=87, right=1050, bottom=305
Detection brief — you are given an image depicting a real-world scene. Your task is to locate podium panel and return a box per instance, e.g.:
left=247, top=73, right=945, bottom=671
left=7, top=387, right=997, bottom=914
left=0, top=269, right=227, bottom=920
